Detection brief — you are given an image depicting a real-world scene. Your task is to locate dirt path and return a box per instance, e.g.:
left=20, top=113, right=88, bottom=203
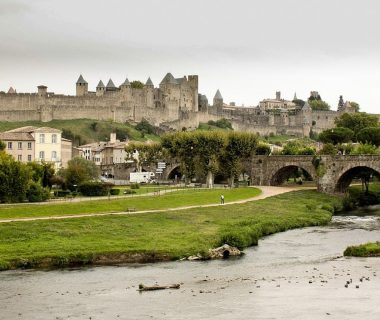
left=0, top=186, right=303, bottom=224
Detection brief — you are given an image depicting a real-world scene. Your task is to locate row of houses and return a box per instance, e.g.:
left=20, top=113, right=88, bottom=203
left=1, top=127, right=134, bottom=176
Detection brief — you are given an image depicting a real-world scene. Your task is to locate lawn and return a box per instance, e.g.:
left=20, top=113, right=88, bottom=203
left=0, top=187, right=261, bottom=219
left=0, top=190, right=341, bottom=270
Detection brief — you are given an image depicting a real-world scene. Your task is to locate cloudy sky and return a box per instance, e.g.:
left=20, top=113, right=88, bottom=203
left=0, top=0, right=379, bottom=112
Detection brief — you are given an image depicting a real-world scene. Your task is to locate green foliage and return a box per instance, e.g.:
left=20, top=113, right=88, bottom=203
left=255, top=143, right=271, bottom=155
left=62, top=128, right=86, bottom=146
left=293, top=99, right=305, bottom=107
left=335, top=113, right=379, bottom=138
left=0, top=151, right=30, bottom=203
left=357, top=127, right=380, bottom=146
left=130, top=183, right=140, bottom=189
left=281, top=141, right=316, bottom=155
left=350, top=102, right=360, bottom=112
left=309, top=100, right=330, bottom=111
left=61, top=157, right=100, bottom=190
left=125, top=141, right=163, bottom=170
left=135, top=119, right=156, bottom=135
left=78, top=182, right=110, bottom=196
left=207, top=118, right=233, bottom=130
left=0, top=140, right=5, bottom=151
left=26, top=181, right=50, bottom=202
left=351, top=143, right=380, bottom=155
left=319, top=143, right=337, bottom=155
left=319, top=127, right=354, bottom=145
left=130, top=80, right=144, bottom=89
left=110, top=188, right=120, bottom=195
left=90, top=122, right=98, bottom=131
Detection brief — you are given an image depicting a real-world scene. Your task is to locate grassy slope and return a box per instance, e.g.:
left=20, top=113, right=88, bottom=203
left=344, top=242, right=380, bottom=257
left=0, top=188, right=261, bottom=219
left=0, top=190, right=340, bottom=270
left=0, top=119, right=159, bottom=144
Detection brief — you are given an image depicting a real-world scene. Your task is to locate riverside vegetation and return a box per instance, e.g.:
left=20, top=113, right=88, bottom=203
left=344, top=242, right=380, bottom=257
left=0, top=190, right=341, bottom=271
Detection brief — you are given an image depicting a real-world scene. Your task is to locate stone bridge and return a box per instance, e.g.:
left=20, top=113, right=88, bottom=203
left=251, top=155, right=380, bottom=194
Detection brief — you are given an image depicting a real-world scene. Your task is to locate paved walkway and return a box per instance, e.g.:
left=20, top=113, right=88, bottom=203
left=0, top=186, right=305, bottom=224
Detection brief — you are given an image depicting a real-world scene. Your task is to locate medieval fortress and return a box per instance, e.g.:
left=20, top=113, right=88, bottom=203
left=0, top=73, right=370, bottom=137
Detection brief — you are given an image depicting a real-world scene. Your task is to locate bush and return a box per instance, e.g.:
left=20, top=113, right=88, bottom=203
left=130, top=183, right=140, bottom=189
left=53, top=190, right=71, bottom=197
left=110, top=188, right=120, bottom=195
left=123, top=189, right=137, bottom=194
left=78, top=182, right=109, bottom=196
left=26, top=182, right=50, bottom=202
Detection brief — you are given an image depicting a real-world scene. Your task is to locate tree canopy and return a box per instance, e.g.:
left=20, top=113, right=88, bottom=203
left=60, top=157, right=99, bottom=190
left=309, top=100, right=330, bottom=111
left=130, top=81, right=144, bottom=89
left=356, top=127, right=380, bottom=146
left=335, top=112, right=379, bottom=138
left=318, top=127, right=354, bottom=145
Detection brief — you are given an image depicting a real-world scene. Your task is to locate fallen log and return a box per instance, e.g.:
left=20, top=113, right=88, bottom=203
left=138, top=283, right=180, bottom=291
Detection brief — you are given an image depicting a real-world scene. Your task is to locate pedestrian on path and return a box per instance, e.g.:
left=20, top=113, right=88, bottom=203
left=220, top=194, right=225, bottom=204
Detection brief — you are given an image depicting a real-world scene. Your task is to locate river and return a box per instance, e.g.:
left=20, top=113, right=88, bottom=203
left=0, top=215, right=379, bottom=320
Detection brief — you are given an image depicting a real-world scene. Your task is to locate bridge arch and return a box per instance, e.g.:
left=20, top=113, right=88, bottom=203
left=166, top=165, right=182, bottom=181
left=335, top=165, right=380, bottom=193
left=270, top=165, right=315, bottom=186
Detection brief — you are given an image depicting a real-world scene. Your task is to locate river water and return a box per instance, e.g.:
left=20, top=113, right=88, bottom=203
left=0, top=215, right=379, bottom=320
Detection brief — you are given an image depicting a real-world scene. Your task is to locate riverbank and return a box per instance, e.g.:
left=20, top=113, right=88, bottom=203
left=344, top=242, right=380, bottom=257
left=0, top=190, right=341, bottom=271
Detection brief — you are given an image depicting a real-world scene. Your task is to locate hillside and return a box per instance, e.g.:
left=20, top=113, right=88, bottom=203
left=0, top=119, right=160, bottom=146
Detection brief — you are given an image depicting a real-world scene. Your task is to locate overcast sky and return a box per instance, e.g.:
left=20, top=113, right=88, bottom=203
left=0, top=0, right=379, bottom=113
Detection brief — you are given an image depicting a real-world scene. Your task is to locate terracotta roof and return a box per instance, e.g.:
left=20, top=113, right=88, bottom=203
left=0, top=132, right=34, bottom=141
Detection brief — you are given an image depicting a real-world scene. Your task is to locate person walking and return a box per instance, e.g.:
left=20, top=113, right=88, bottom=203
left=220, top=194, right=225, bottom=205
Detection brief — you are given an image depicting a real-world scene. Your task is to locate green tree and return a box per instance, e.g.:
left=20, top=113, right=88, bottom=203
left=309, top=100, right=330, bottom=111
left=356, top=127, right=380, bottom=146
left=27, top=161, right=55, bottom=188
left=350, top=102, right=360, bottom=112
left=255, top=143, right=271, bottom=155
left=319, top=143, right=337, bottom=155
left=130, top=80, right=144, bottom=89
left=292, top=99, right=305, bottom=107
left=135, top=119, right=155, bottom=134
left=351, top=143, right=380, bottom=155
left=335, top=113, right=379, bottom=138
left=0, top=140, right=5, bottom=151
left=0, top=151, right=30, bottom=203
left=318, top=127, right=354, bottom=145
left=125, top=141, right=163, bottom=171
left=61, top=157, right=99, bottom=190
left=281, top=141, right=316, bottom=155
left=221, top=132, right=258, bottom=186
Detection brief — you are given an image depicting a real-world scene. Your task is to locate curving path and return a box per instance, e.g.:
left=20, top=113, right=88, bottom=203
left=0, top=186, right=305, bottom=224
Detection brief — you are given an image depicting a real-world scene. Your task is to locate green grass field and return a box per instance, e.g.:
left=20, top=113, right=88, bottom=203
left=344, top=242, right=380, bottom=257
left=0, top=119, right=159, bottom=145
left=0, top=187, right=261, bottom=219
left=0, top=190, right=341, bottom=270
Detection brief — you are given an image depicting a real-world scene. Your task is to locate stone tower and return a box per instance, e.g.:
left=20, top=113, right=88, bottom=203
left=37, top=85, right=47, bottom=96
left=96, top=80, right=105, bottom=97
left=145, top=77, right=154, bottom=107
left=76, top=75, right=88, bottom=96
left=276, top=91, right=281, bottom=100
left=213, top=89, right=223, bottom=106
left=188, top=75, right=199, bottom=111
left=301, top=100, right=312, bottom=136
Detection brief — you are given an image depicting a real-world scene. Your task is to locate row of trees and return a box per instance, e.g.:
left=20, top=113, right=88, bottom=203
left=126, top=131, right=260, bottom=187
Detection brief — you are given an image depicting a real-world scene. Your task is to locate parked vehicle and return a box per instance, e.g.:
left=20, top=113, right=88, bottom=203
left=130, top=172, right=155, bottom=184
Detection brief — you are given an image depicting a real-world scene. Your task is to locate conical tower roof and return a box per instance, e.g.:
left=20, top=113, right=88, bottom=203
left=214, top=89, right=223, bottom=100
left=106, top=79, right=116, bottom=89
left=145, top=77, right=154, bottom=86
left=121, top=77, right=130, bottom=86
left=76, top=74, right=88, bottom=85
left=293, top=92, right=297, bottom=100
left=96, top=80, right=105, bottom=88
left=160, top=72, right=178, bottom=85
left=302, top=100, right=312, bottom=111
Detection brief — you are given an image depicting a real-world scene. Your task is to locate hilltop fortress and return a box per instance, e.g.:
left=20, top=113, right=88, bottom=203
left=0, top=73, right=368, bottom=137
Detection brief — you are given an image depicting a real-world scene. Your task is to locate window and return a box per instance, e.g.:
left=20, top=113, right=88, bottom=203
left=7, top=142, right=12, bottom=149
left=39, top=134, right=45, bottom=143
left=18, top=155, right=22, bottom=161
left=18, top=142, right=22, bottom=149
left=27, top=142, right=32, bottom=150
left=52, top=134, right=57, bottom=143
left=51, top=151, right=57, bottom=160
left=28, top=155, right=32, bottom=162
left=39, top=151, right=45, bottom=160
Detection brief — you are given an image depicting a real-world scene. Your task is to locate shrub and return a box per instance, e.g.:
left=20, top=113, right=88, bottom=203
left=26, top=181, right=50, bottom=202
left=110, top=188, right=121, bottom=195
left=123, top=189, right=137, bottom=194
left=53, top=190, right=71, bottom=197
left=78, top=182, right=108, bottom=196
left=130, top=183, right=140, bottom=190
